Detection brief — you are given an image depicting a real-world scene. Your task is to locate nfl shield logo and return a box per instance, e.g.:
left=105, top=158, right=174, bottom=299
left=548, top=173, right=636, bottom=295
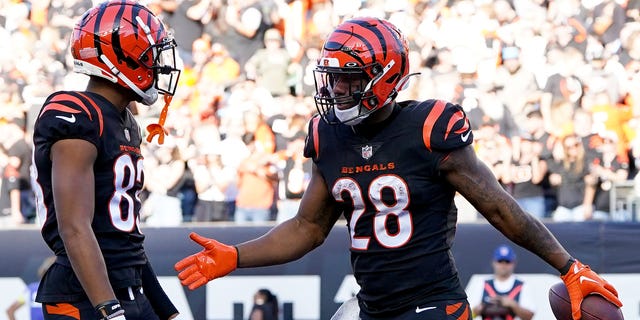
left=361, top=145, right=373, bottom=160
left=124, top=128, right=130, bottom=142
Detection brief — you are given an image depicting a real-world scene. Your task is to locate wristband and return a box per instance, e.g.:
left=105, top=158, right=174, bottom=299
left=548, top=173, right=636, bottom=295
left=95, top=299, right=125, bottom=320
left=234, top=245, right=240, bottom=268
left=558, top=257, right=576, bottom=275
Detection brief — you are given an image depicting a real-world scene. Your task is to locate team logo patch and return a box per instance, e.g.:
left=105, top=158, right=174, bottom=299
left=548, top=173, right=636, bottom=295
left=124, top=128, right=130, bottom=142
left=361, top=145, right=373, bottom=160
left=320, top=57, right=340, bottom=67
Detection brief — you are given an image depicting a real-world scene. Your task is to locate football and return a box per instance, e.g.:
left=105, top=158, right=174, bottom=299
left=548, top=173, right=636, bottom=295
left=548, top=282, right=624, bottom=320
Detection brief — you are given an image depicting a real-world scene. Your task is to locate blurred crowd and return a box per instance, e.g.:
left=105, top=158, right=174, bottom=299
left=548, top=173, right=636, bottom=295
left=1, top=0, right=640, bottom=227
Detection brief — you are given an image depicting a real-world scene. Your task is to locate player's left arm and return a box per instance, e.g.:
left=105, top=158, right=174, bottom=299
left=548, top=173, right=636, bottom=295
left=440, top=145, right=622, bottom=319
left=440, top=145, right=571, bottom=268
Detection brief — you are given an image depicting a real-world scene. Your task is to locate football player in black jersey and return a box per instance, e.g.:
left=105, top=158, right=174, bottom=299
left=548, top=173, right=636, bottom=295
left=31, top=1, right=180, bottom=319
left=175, top=17, right=621, bottom=320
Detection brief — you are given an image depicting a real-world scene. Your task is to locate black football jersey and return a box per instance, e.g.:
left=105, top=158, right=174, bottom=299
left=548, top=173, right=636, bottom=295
left=304, top=99, right=473, bottom=316
left=32, top=91, right=146, bottom=300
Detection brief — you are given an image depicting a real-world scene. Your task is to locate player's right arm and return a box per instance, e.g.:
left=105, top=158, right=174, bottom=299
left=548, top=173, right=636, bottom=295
left=236, top=163, right=340, bottom=266
left=51, top=138, right=118, bottom=306
left=175, top=163, right=341, bottom=290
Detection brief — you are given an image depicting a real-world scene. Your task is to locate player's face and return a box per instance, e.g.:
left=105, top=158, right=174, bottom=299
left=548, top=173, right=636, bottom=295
left=331, top=74, right=364, bottom=109
left=317, top=72, right=368, bottom=110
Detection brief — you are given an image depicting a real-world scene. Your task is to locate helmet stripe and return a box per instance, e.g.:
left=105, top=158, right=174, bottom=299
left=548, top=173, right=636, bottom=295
left=376, top=20, right=408, bottom=79
left=93, top=2, right=108, bottom=58
left=331, top=30, right=368, bottom=66
left=131, top=3, right=142, bottom=39
left=351, top=20, right=387, bottom=62
left=111, top=3, right=127, bottom=63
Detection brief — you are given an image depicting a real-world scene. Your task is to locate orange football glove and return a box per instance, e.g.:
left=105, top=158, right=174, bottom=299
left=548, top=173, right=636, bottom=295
left=560, top=259, right=622, bottom=320
left=174, top=232, right=238, bottom=290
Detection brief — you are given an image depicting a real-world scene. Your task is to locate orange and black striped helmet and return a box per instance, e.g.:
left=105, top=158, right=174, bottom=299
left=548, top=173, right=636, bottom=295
left=70, top=0, right=180, bottom=105
left=313, top=17, right=411, bottom=125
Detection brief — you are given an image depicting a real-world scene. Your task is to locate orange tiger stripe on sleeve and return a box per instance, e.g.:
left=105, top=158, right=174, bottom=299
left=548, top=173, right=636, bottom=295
left=77, top=92, right=104, bottom=137
left=422, top=100, right=447, bottom=151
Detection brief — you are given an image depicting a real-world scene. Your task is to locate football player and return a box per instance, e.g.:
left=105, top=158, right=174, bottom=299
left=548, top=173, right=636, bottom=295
left=174, top=17, right=621, bottom=320
left=31, top=1, right=180, bottom=319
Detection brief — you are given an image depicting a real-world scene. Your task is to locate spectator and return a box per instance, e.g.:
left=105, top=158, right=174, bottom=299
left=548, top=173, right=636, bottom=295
left=477, top=86, right=520, bottom=139
left=589, top=0, right=626, bottom=55
left=142, top=142, right=186, bottom=226
left=242, top=109, right=276, bottom=155
left=47, top=0, right=93, bottom=35
left=540, top=47, right=584, bottom=122
left=579, top=47, right=622, bottom=109
left=592, top=130, right=630, bottom=221
left=546, top=0, right=590, bottom=55
left=248, top=288, right=278, bottom=320
left=0, top=116, right=33, bottom=225
left=191, top=146, right=236, bottom=222
left=474, top=118, right=511, bottom=186
left=156, top=0, right=206, bottom=65
left=583, top=89, right=634, bottom=159
left=494, top=46, right=541, bottom=124
left=245, top=28, right=294, bottom=97
left=234, top=140, right=279, bottom=224
left=619, top=27, right=640, bottom=74
left=521, top=106, right=556, bottom=218
left=223, top=79, right=276, bottom=124
left=503, top=137, right=548, bottom=220
left=275, top=131, right=311, bottom=223
left=549, top=134, right=600, bottom=221
left=427, top=47, right=461, bottom=102
left=572, top=107, right=601, bottom=163
left=190, top=39, right=241, bottom=123
left=470, top=245, right=536, bottom=320
left=215, top=115, right=251, bottom=221
left=218, top=0, right=275, bottom=66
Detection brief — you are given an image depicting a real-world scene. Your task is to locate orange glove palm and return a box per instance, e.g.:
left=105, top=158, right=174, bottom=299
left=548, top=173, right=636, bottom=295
left=560, top=259, right=622, bottom=320
left=174, top=232, right=238, bottom=290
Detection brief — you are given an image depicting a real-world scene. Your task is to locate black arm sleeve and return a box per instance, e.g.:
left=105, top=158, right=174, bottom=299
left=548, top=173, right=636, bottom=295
left=142, top=260, right=179, bottom=319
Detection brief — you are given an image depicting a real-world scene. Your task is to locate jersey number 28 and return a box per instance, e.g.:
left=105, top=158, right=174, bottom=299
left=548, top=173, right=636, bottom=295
left=332, top=175, right=412, bottom=250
